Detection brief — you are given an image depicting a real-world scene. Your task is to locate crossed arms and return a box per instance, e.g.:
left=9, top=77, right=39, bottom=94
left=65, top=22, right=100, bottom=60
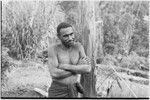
left=48, top=43, right=91, bottom=80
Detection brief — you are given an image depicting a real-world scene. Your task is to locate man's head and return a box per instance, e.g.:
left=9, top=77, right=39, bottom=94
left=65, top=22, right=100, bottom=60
left=57, top=22, right=75, bottom=48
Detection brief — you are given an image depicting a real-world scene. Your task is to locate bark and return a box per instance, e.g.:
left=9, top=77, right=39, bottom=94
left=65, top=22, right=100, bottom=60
left=79, top=1, right=97, bottom=97
left=96, top=21, right=104, bottom=58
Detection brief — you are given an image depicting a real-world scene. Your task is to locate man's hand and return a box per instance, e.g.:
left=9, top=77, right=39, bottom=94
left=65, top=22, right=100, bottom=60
left=58, top=64, right=77, bottom=74
left=78, top=57, right=91, bottom=65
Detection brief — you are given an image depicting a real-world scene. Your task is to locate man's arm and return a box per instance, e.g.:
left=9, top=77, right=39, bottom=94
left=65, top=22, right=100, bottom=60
left=59, top=43, right=91, bottom=74
left=48, top=44, right=73, bottom=79
left=59, top=63, right=91, bottom=74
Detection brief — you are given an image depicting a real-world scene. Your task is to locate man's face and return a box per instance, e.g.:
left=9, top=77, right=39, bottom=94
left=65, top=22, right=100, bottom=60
left=59, top=27, right=75, bottom=47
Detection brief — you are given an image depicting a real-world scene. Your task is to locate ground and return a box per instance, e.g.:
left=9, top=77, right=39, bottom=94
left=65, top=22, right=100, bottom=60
left=1, top=60, right=149, bottom=98
left=1, top=60, right=51, bottom=98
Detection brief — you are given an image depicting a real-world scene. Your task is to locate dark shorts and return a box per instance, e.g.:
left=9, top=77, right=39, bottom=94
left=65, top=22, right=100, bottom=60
left=48, top=80, right=78, bottom=98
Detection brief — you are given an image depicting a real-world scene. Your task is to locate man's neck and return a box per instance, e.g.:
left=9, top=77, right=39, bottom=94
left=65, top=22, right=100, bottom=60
left=61, top=43, right=72, bottom=50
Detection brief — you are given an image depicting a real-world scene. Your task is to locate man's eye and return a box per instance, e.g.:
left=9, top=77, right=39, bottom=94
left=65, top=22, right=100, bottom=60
left=70, top=33, right=73, bottom=35
left=63, top=35, right=68, bottom=37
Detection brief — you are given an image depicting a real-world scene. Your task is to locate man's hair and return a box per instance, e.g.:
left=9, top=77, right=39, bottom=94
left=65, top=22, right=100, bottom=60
left=57, top=22, right=72, bottom=35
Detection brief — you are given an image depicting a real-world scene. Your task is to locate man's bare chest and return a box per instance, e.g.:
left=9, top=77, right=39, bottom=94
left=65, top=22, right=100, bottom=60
left=57, top=49, right=79, bottom=65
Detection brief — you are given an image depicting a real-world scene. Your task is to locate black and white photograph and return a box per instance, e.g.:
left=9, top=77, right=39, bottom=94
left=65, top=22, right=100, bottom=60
left=1, top=0, right=149, bottom=99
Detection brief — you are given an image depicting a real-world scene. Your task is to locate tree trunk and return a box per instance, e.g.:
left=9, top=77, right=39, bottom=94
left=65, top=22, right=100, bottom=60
left=79, top=1, right=97, bottom=97
left=96, top=21, right=104, bottom=59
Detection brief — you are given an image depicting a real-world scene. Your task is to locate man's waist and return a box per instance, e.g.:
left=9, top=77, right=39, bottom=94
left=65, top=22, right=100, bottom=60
left=52, top=79, right=77, bottom=85
left=52, top=75, right=79, bottom=84
left=52, top=80, right=85, bottom=94
left=52, top=80, right=72, bottom=86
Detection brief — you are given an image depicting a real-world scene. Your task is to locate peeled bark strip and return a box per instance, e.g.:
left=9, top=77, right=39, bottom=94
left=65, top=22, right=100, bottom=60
left=107, top=79, right=149, bottom=97
left=96, top=64, right=149, bottom=79
left=96, top=64, right=149, bottom=97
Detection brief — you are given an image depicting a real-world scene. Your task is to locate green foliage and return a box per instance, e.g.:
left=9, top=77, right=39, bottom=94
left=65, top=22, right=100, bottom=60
left=2, top=1, right=65, bottom=60
left=97, top=1, right=149, bottom=57
left=58, top=1, right=81, bottom=42
left=101, top=54, right=118, bottom=65
left=98, top=52, right=149, bottom=71
left=1, top=46, right=15, bottom=80
left=131, top=19, right=149, bottom=57
left=2, top=1, right=149, bottom=70
left=120, top=51, right=149, bottom=70
left=2, top=54, right=10, bottom=79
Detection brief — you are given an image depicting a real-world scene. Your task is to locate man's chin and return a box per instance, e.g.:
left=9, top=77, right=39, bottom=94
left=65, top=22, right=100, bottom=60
left=64, top=43, right=74, bottom=48
left=67, top=44, right=74, bottom=47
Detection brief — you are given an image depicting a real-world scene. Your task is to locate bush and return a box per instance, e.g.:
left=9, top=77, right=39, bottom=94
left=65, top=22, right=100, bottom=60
left=101, top=54, right=118, bottom=65
left=120, top=51, right=149, bottom=70
left=2, top=47, right=11, bottom=78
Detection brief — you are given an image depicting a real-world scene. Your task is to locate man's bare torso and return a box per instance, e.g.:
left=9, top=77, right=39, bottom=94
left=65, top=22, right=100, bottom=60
left=52, top=42, right=80, bottom=84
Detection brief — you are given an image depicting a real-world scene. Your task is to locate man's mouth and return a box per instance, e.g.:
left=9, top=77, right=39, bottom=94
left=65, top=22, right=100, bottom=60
left=65, top=40, right=74, bottom=46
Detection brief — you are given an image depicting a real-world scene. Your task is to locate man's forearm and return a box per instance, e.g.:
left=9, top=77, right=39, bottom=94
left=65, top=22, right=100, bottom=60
left=51, top=68, right=73, bottom=80
left=59, top=64, right=91, bottom=74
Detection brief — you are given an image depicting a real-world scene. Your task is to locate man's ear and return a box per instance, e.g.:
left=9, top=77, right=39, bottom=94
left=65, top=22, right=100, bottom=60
left=57, top=33, right=61, bottom=39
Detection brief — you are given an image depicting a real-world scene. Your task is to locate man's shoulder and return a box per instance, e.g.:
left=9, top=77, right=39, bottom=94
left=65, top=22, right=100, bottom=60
left=74, top=42, right=82, bottom=47
left=74, top=42, right=83, bottom=49
left=49, top=43, right=61, bottom=51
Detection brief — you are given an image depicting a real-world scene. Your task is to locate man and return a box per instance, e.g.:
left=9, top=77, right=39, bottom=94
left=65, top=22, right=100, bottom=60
left=48, top=22, right=91, bottom=98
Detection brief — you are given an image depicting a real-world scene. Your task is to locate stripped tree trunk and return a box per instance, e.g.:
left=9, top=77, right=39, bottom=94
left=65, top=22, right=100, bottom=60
left=79, top=1, right=97, bottom=97
left=96, top=20, right=104, bottom=59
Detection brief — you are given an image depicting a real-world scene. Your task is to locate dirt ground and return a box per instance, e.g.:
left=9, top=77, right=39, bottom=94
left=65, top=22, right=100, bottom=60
left=1, top=61, right=51, bottom=98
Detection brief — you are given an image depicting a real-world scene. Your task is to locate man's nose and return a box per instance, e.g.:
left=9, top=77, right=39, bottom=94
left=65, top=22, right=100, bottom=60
left=68, top=35, right=73, bottom=40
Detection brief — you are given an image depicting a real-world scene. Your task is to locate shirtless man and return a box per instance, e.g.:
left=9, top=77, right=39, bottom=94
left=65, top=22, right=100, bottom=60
left=48, top=22, right=91, bottom=98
